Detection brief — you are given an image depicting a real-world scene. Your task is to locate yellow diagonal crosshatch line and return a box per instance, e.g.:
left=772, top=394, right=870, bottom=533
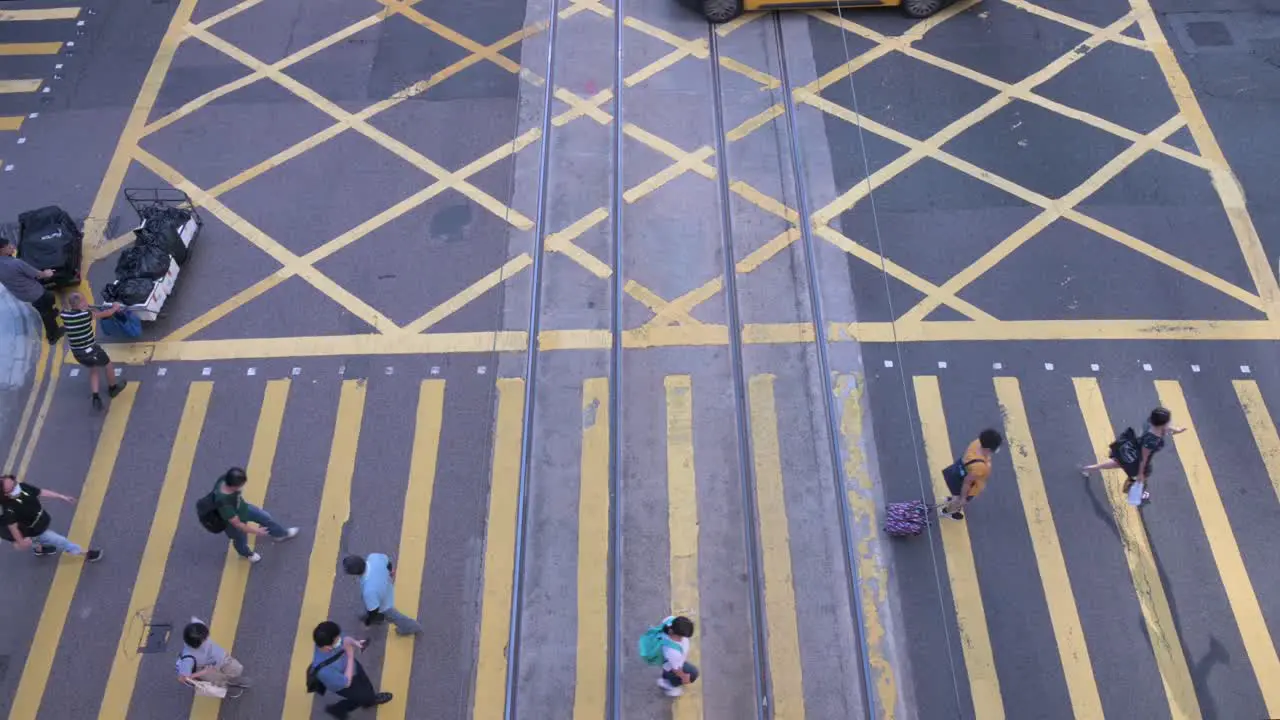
left=190, top=0, right=262, bottom=31
left=1002, top=0, right=1147, bottom=49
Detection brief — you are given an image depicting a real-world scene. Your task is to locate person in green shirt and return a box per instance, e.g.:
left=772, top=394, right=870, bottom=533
left=214, top=467, right=300, bottom=563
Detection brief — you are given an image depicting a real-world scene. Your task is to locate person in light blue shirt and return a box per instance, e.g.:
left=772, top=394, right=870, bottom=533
left=310, top=621, right=391, bottom=719
left=342, top=553, right=422, bottom=636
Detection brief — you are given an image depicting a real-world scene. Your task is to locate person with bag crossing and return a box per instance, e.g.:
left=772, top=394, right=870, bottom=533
left=940, top=429, right=1003, bottom=520
left=1, top=473, right=102, bottom=561
left=175, top=617, right=250, bottom=697
left=1080, top=407, right=1185, bottom=503
left=639, top=615, right=699, bottom=697
left=307, top=620, right=392, bottom=718
left=194, top=467, right=298, bottom=563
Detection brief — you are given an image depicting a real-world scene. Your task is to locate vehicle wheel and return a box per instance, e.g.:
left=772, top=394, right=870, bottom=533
left=703, top=0, right=743, bottom=23
left=901, top=0, right=943, bottom=18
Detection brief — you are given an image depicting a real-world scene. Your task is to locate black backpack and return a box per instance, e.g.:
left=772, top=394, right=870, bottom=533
left=195, top=492, right=227, bottom=533
left=1110, top=427, right=1141, bottom=466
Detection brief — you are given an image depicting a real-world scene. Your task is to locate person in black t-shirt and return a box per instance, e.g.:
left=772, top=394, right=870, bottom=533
left=1, top=474, right=102, bottom=561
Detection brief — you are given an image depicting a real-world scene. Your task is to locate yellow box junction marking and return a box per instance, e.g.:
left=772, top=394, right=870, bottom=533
left=747, top=375, right=806, bottom=718
left=911, top=376, right=1004, bottom=719
left=1072, top=377, right=1200, bottom=720
left=1155, top=381, right=1280, bottom=715
left=666, top=375, right=703, bottom=720
left=191, top=379, right=290, bottom=720
left=573, top=377, right=610, bottom=720
left=992, top=377, right=1103, bottom=719
left=472, top=378, right=525, bottom=719
left=281, top=380, right=367, bottom=719
left=835, top=374, right=899, bottom=720
left=98, top=383, right=212, bottom=719
left=0, top=8, right=80, bottom=21
left=379, top=380, right=446, bottom=720
left=1233, top=381, right=1280, bottom=505
left=8, top=384, right=138, bottom=720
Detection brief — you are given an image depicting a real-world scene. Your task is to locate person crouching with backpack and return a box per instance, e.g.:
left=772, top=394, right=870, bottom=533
left=308, top=621, right=392, bottom=719
left=643, top=615, right=699, bottom=697
left=1, top=473, right=102, bottom=561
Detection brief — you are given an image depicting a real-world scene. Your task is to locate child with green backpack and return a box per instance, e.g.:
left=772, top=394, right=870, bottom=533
left=638, top=616, right=699, bottom=697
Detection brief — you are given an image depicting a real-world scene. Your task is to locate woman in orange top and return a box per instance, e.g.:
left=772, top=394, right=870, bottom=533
left=942, top=429, right=1003, bottom=519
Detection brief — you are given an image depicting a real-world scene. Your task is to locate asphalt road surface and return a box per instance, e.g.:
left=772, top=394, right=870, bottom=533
left=1, top=0, right=1279, bottom=718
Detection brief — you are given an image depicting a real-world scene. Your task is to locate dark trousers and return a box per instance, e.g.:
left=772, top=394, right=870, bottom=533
left=663, top=662, right=700, bottom=687
left=327, top=664, right=377, bottom=716
left=31, top=291, right=60, bottom=342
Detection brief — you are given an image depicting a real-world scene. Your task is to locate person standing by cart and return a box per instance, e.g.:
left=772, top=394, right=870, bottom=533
left=59, top=293, right=127, bottom=411
left=0, top=237, right=63, bottom=345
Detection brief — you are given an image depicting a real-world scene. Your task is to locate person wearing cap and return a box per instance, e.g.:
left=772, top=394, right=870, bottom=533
left=0, top=236, right=63, bottom=344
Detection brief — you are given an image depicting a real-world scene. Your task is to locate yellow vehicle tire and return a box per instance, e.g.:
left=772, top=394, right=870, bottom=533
left=702, top=0, right=744, bottom=22
left=901, top=0, right=943, bottom=17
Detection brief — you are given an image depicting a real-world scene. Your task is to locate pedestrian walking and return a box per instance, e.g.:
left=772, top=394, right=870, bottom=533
left=176, top=617, right=251, bottom=698
left=205, top=467, right=298, bottom=563
left=307, top=620, right=392, bottom=719
left=0, top=236, right=63, bottom=344
left=0, top=474, right=101, bottom=561
left=940, top=428, right=1003, bottom=520
left=342, top=553, right=422, bottom=636
left=1081, top=407, right=1185, bottom=502
left=59, top=293, right=127, bottom=411
left=640, top=615, right=699, bottom=698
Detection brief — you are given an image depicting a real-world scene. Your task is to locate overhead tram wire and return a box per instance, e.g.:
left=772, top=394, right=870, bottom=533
left=605, top=0, right=627, bottom=714
left=825, top=2, right=966, bottom=712
left=708, top=23, right=773, bottom=720
left=772, top=12, right=877, bottom=718
left=503, top=0, right=565, bottom=715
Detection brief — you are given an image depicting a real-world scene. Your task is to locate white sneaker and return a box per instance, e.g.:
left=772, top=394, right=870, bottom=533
left=657, top=678, right=682, bottom=697
left=246, top=553, right=262, bottom=563
left=276, top=528, right=299, bottom=542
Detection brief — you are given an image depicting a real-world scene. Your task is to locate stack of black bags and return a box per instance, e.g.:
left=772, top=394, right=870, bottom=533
left=102, top=205, right=193, bottom=306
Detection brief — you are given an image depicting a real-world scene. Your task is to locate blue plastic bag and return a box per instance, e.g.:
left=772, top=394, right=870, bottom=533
left=99, top=308, right=142, bottom=338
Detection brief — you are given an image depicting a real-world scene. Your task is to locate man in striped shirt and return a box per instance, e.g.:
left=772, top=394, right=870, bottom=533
left=59, top=293, right=127, bottom=411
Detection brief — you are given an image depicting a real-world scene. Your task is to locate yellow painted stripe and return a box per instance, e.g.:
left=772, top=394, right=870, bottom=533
left=748, top=375, right=806, bottom=718
left=993, top=377, right=1103, bottom=719
left=0, top=42, right=63, bottom=56
left=98, top=382, right=211, bottom=718
left=2, top=341, right=48, bottom=474
left=573, top=377, right=610, bottom=720
left=0, top=8, right=80, bottom=21
left=0, top=116, right=23, bottom=131
left=191, top=379, right=290, bottom=720
left=281, top=380, right=367, bottom=719
left=1156, top=381, right=1280, bottom=714
left=0, top=80, right=42, bottom=94
left=911, top=376, right=1004, bottom=720
left=665, top=375, right=702, bottom=720
left=379, top=380, right=445, bottom=720
left=8, top=383, right=137, bottom=720
left=1072, top=377, right=1199, bottom=719
left=835, top=374, right=899, bottom=720
left=472, top=378, right=525, bottom=719
left=1233, top=381, right=1280, bottom=505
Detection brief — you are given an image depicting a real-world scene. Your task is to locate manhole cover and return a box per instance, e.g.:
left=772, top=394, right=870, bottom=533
left=1186, top=21, right=1233, bottom=47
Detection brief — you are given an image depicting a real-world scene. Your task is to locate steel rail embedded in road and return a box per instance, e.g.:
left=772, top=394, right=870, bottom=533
left=772, top=13, right=876, bottom=719
left=503, top=0, right=564, bottom=715
left=708, top=24, right=773, bottom=720
left=605, top=0, right=627, bottom=714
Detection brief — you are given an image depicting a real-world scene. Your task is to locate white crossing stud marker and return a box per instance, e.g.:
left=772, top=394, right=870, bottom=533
left=247, top=368, right=256, bottom=376
left=1044, top=363, right=1054, bottom=371
left=157, top=367, right=167, bottom=376
left=430, top=366, right=440, bottom=375
left=478, top=366, right=487, bottom=375
left=385, top=366, right=394, bottom=375
left=76, top=20, right=84, bottom=25
left=1143, top=363, right=1152, bottom=372
left=291, top=367, right=302, bottom=376
left=4, top=166, right=13, bottom=172
left=884, top=360, right=894, bottom=368
left=28, top=113, right=38, bottom=118
left=16, top=138, right=25, bottom=144
left=338, top=365, right=346, bottom=376
left=114, top=368, right=121, bottom=377
left=1241, top=365, right=1252, bottom=374
left=66, top=41, right=74, bottom=46
left=41, top=87, right=49, bottom=93
left=55, top=64, right=63, bottom=70
left=201, top=367, right=211, bottom=376
left=992, top=362, right=1003, bottom=370
left=69, top=368, right=79, bottom=377
left=1191, top=365, right=1201, bottom=373
left=1090, top=364, right=1100, bottom=372
left=937, top=361, right=948, bottom=369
